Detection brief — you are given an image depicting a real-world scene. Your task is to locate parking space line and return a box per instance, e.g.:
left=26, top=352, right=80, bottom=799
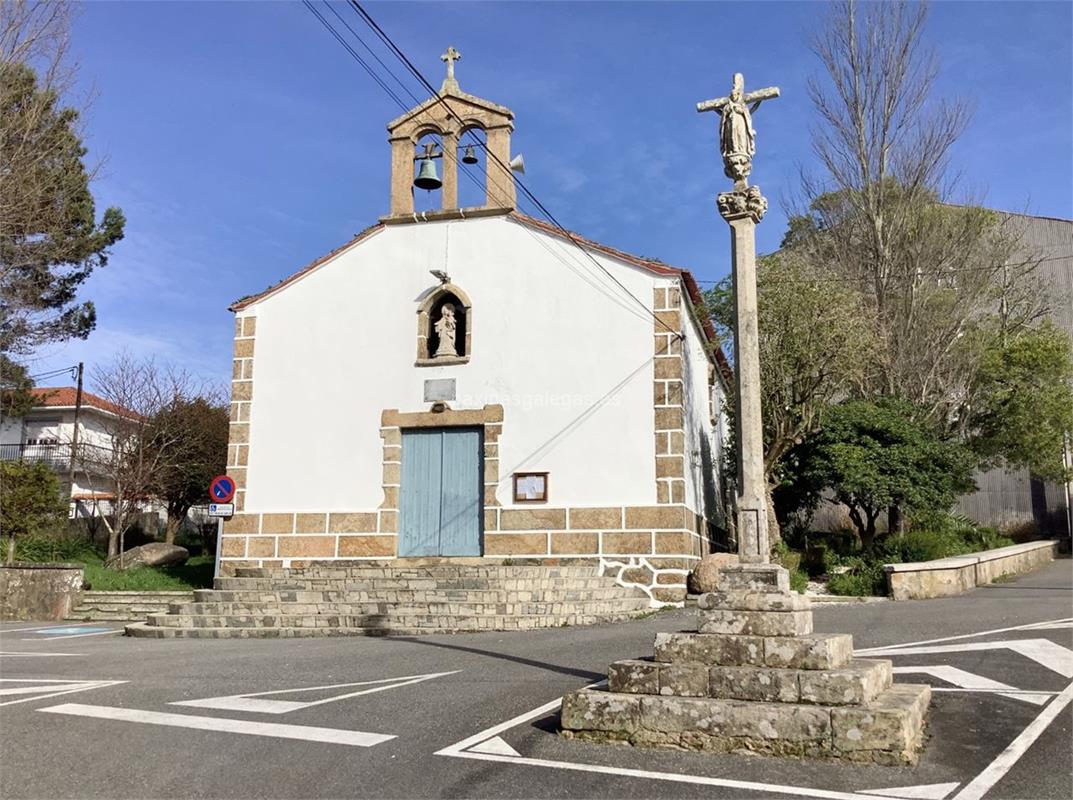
left=0, top=652, right=83, bottom=657
left=39, top=703, right=397, bottom=747
left=21, top=629, right=122, bottom=642
left=0, top=680, right=126, bottom=707
left=951, top=680, right=1073, bottom=800
left=855, top=618, right=1073, bottom=654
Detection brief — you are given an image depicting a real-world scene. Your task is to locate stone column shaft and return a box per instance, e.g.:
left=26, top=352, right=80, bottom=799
left=389, top=137, right=414, bottom=217
left=441, top=130, right=459, bottom=210
left=727, top=213, right=769, bottom=563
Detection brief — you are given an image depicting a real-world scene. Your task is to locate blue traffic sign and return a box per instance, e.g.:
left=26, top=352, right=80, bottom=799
left=210, top=475, right=236, bottom=503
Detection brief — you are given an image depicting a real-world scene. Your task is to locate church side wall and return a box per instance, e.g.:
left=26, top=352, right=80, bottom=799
left=219, top=218, right=717, bottom=601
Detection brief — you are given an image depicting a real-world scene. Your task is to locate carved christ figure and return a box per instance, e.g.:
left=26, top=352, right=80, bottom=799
left=434, top=303, right=458, bottom=357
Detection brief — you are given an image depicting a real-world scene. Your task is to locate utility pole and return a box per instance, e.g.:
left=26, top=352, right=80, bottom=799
left=68, top=362, right=84, bottom=492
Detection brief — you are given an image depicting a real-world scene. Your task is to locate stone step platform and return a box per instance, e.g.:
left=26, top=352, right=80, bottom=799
left=169, top=598, right=650, bottom=617
left=653, top=631, right=854, bottom=670
left=210, top=577, right=623, bottom=593
left=560, top=683, right=931, bottom=766
left=68, top=591, right=194, bottom=622
left=127, top=561, right=652, bottom=637
left=193, top=585, right=635, bottom=604
left=557, top=564, right=931, bottom=765
left=130, top=607, right=645, bottom=636
left=608, top=657, right=892, bottom=706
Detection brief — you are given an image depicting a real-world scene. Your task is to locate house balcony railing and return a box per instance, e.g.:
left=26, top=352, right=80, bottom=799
left=0, top=442, right=114, bottom=472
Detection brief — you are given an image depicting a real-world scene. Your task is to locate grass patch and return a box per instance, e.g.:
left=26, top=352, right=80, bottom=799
left=13, top=535, right=215, bottom=591
left=81, top=553, right=215, bottom=591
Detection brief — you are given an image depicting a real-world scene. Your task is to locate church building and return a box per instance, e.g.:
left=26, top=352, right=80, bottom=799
left=218, top=51, right=730, bottom=604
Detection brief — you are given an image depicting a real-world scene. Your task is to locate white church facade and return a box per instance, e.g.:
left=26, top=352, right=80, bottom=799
left=219, top=55, right=730, bottom=603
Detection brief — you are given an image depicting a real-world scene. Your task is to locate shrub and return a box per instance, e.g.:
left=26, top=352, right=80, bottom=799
left=0, top=461, right=68, bottom=562
left=13, top=534, right=95, bottom=564
left=790, top=569, right=809, bottom=594
left=827, top=560, right=887, bottom=596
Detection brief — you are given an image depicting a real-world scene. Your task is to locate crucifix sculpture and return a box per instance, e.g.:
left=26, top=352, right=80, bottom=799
left=697, top=73, right=780, bottom=565
left=441, top=46, right=461, bottom=92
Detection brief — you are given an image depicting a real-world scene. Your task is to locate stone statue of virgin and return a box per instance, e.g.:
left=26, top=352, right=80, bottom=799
left=434, top=303, right=458, bottom=357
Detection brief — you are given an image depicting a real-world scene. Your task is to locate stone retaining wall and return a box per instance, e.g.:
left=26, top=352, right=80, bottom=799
left=68, top=591, right=195, bottom=621
left=884, top=540, right=1058, bottom=601
left=0, top=563, right=84, bottom=621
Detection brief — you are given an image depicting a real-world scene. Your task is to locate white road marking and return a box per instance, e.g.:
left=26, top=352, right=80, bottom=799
left=39, top=703, right=396, bottom=747
left=0, top=651, right=83, bottom=657
left=891, top=665, right=1052, bottom=705
left=171, top=671, right=461, bottom=714
left=859, top=781, right=960, bottom=799
left=22, top=629, right=122, bottom=642
left=855, top=618, right=1073, bottom=654
left=0, top=679, right=126, bottom=707
left=865, top=639, right=1073, bottom=678
left=436, top=691, right=881, bottom=800
left=468, top=735, right=522, bottom=757
left=0, top=624, right=76, bottom=634
left=951, top=680, right=1073, bottom=800
left=1017, top=621, right=1073, bottom=631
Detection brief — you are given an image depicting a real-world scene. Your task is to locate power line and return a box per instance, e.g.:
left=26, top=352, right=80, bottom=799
left=346, top=1, right=681, bottom=337
left=692, top=251, right=1073, bottom=286
left=299, top=4, right=662, bottom=329
left=302, top=0, right=407, bottom=110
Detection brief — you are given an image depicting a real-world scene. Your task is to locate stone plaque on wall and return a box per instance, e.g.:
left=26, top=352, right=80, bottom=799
left=424, top=379, right=457, bottom=402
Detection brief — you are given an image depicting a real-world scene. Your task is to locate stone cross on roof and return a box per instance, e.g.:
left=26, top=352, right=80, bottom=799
left=441, top=46, right=461, bottom=93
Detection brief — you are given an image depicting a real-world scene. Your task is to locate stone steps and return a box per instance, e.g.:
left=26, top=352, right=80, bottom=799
left=171, top=598, right=650, bottom=616
left=134, top=607, right=645, bottom=635
left=67, top=591, right=194, bottom=622
left=193, top=586, right=635, bottom=604
left=126, top=562, right=652, bottom=637
left=558, top=563, right=931, bottom=766
left=211, top=577, right=619, bottom=592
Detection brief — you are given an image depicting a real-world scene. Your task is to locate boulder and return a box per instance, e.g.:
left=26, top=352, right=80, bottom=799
left=687, top=553, right=739, bottom=594
left=105, top=543, right=189, bottom=570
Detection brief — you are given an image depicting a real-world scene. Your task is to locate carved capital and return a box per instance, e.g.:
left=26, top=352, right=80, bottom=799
left=722, top=152, right=752, bottom=184
left=717, top=185, right=768, bottom=223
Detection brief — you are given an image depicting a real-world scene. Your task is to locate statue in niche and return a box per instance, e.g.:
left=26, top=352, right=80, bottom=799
left=434, top=302, right=459, bottom=357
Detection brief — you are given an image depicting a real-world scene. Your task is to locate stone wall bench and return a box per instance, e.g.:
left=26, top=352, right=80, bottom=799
left=0, top=562, right=85, bottom=621
left=884, top=540, right=1059, bottom=601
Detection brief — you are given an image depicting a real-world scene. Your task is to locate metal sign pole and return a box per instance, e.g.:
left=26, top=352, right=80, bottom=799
left=213, top=517, right=224, bottom=579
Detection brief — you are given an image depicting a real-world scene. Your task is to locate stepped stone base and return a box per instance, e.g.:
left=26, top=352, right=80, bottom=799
left=125, top=562, right=651, bottom=638
left=559, top=564, right=930, bottom=765
left=68, top=591, right=194, bottom=621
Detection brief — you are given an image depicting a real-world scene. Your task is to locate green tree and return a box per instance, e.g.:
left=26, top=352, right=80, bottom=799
left=152, top=397, right=230, bottom=544
left=969, top=323, right=1073, bottom=481
left=799, top=399, right=976, bottom=552
left=0, top=61, right=125, bottom=356
left=706, top=253, right=876, bottom=540
left=0, top=460, right=67, bottom=563
left=0, top=354, right=35, bottom=418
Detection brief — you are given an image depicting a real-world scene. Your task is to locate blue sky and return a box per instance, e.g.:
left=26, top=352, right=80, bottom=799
left=27, top=1, right=1073, bottom=391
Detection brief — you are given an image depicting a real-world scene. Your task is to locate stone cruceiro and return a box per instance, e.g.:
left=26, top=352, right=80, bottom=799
left=560, top=565, right=931, bottom=764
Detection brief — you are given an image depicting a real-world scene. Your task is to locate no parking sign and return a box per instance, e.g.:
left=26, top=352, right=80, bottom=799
left=209, top=475, right=236, bottom=504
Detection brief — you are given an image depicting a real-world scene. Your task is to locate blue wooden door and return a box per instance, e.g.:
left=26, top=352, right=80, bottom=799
left=399, top=428, right=482, bottom=557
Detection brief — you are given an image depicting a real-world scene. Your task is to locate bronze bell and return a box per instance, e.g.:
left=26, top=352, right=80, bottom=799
left=413, top=157, right=442, bottom=191
left=461, top=145, right=479, bottom=165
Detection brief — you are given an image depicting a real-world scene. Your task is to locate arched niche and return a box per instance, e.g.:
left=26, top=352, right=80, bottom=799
left=416, top=283, right=472, bottom=366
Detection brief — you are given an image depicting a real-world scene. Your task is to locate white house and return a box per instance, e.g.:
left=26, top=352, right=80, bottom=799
left=219, top=57, right=731, bottom=602
left=0, top=387, right=128, bottom=517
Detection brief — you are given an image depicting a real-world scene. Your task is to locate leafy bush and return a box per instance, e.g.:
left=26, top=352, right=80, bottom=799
left=13, top=534, right=95, bottom=564
left=827, top=559, right=887, bottom=596
left=0, top=462, right=68, bottom=562
left=789, top=569, right=809, bottom=594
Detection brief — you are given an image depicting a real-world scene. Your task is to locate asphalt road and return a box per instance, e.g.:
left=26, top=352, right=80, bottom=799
left=1, top=559, right=1070, bottom=800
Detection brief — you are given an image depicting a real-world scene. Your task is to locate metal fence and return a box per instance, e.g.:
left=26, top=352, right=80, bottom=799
left=0, top=443, right=114, bottom=471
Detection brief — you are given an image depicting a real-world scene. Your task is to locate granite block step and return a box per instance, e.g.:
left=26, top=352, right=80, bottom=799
left=653, top=631, right=853, bottom=670
left=608, top=657, right=892, bottom=706
left=698, top=608, right=813, bottom=637
left=559, top=683, right=930, bottom=765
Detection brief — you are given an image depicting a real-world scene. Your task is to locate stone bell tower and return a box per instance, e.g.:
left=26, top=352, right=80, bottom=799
left=384, top=47, right=518, bottom=221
